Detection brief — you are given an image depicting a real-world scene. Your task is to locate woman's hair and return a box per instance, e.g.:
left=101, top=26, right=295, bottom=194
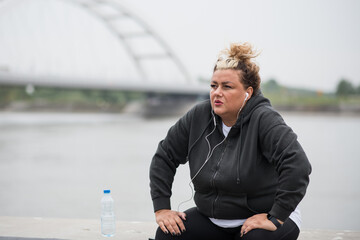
left=214, top=42, right=261, bottom=94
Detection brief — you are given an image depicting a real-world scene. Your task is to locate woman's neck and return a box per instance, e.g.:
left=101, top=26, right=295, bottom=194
left=222, top=118, right=236, bottom=127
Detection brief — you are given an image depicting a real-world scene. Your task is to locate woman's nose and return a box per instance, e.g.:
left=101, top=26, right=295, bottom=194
left=214, top=87, right=223, bottom=96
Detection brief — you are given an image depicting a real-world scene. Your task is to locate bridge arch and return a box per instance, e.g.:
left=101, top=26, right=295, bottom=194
left=0, top=0, right=192, bottom=84
left=72, top=0, right=191, bottom=83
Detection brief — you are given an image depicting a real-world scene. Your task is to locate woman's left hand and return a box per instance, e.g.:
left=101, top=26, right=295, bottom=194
left=240, top=213, right=281, bottom=237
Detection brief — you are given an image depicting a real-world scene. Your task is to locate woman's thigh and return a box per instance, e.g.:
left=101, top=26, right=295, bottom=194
left=154, top=208, right=299, bottom=240
left=154, top=207, right=234, bottom=240
left=237, top=218, right=300, bottom=240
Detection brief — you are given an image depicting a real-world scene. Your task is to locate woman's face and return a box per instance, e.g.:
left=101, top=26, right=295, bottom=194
left=210, top=69, right=249, bottom=126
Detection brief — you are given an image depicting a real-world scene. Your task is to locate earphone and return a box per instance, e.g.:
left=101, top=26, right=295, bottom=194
left=236, top=92, right=249, bottom=119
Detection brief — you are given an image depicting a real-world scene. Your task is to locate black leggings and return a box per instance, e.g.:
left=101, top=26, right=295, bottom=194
left=154, top=207, right=300, bottom=240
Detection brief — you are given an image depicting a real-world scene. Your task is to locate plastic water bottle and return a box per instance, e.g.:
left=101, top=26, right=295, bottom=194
left=101, top=189, right=115, bottom=237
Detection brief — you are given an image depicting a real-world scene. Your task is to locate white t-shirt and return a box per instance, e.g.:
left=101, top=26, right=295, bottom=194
left=209, top=122, right=301, bottom=229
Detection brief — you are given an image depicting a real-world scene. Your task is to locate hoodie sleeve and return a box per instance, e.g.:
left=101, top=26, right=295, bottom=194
left=259, top=109, right=312, bottom=222
left=149, top=109, right=193, bottom=212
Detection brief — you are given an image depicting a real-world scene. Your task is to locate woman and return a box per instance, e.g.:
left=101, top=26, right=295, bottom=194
left=149, top=42, right=311, bottom=240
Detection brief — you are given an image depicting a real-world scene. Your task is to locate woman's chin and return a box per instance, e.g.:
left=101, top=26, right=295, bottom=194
left=213, top=109, right=227, bottom=119
left=213, top=108, right=223, bottom=116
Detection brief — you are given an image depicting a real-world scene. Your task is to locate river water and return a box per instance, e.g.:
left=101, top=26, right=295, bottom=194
left=0, top=110, right=359, bottom=231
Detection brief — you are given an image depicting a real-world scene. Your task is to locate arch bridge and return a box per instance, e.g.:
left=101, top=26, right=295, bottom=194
left=0, top=0, right=209, bottom=96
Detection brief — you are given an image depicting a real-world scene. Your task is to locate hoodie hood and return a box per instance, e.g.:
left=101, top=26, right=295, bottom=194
left=213, top=90, right=271, bottom=129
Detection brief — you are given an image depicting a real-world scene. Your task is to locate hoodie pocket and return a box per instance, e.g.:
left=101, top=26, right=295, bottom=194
left=219, top=192, right=260, bottom=216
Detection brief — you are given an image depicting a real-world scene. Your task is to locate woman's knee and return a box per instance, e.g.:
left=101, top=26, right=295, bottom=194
left=237, top=224, right=299, bottom=240
left=155, top=226, right=173, bottom=240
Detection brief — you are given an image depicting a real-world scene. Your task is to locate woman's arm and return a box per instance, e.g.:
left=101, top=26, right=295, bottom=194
left=240, top=109, right=311, bottom=236
left=149, top=111, right=192, bottom=211
left=149, top=108, right=195, bottom=235
left=260, top=110, right=312, bottom=222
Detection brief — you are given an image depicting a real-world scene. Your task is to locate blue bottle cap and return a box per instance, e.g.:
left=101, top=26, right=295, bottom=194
left=104, top=190, right=110, bottom=194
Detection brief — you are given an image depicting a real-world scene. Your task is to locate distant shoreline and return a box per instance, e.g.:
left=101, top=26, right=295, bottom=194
left=1, top=100, right=360, bottom=117
left=2, top=83, right=360, bottom=117
left=272, top=104, right=360, bottom=115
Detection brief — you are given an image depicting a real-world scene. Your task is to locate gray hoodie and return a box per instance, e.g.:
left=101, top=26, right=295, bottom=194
left=149, top=93, right=311, bottom=222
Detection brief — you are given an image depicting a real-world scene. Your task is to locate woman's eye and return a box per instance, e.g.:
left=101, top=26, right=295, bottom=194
left=224, top=85, right=232, bottom=89
left=210, top=84, right=217, bottom=89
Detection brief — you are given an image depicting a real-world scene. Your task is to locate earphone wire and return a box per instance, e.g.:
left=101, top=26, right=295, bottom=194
left=177, top=118, right=227, bottom=212
left=177, top=93, right=247, bottom=212
left=236, top=94, right=248, bottom=120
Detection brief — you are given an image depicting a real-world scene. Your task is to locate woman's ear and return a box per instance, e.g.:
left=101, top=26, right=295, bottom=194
left=246, top=87, right=253, bottom=99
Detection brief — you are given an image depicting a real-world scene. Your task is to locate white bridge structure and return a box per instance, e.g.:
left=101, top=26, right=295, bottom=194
left=0, top=0, right=209, bottom=95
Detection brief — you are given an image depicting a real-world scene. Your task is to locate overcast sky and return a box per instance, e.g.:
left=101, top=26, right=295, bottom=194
left=0, top=0, right=359, bottom=92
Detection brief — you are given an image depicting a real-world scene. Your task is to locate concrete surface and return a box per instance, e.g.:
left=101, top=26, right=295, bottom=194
left=0, top=216, right=359, bottom=240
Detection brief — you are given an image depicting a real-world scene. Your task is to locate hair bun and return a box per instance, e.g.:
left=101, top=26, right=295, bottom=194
left=227, top=42, right=260, bottom=63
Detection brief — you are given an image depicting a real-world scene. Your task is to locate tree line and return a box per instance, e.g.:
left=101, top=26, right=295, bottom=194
left=336, top=79, right=360, bottom=96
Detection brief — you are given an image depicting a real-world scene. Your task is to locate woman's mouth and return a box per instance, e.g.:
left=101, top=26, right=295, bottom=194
left=214, top=100, right=223, bottom=106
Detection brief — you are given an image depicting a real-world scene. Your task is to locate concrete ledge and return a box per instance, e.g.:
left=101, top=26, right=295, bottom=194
left=298, top=229, right=360, bottom=240
left=0, top=217, right=156, bottom=240
left=0, top=216, right=359, bottom=240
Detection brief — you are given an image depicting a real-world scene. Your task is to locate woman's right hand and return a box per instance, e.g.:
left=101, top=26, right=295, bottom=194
left=155, top=209, right=187, bottom=236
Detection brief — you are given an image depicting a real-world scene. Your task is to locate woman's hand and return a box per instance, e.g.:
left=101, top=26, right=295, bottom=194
left=155, top=209, right=187, bottom=236
left=240, top=213, right=282, bottom=237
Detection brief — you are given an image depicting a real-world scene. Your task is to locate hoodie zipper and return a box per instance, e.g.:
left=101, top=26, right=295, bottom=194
left=211, top=139, right=228, bottom=217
